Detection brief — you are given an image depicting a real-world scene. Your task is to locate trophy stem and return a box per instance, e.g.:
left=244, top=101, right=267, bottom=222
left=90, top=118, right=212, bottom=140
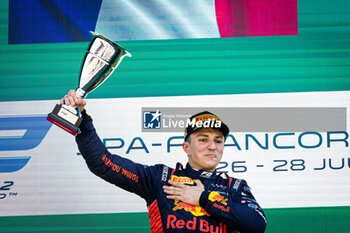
left=76, top=88, right=86, bottom=98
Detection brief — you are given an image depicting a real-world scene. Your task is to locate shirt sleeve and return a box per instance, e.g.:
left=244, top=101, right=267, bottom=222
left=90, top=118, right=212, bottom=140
left=75, top=110, right=163, bottom=203
left=199, top=179, right=267, bottom=233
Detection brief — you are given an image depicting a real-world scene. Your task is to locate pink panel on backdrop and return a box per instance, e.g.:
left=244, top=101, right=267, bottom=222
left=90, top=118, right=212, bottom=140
left=215, top=0, right=298, bottom=37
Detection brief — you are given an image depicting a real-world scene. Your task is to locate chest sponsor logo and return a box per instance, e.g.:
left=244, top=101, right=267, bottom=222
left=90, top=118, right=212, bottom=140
left=208, top=191, right=228, bottom=205
left=173, top=199, right=209, bottom=217
left=170, top=175, right=193, bottom=184
left=167, top=215, right=228, bottom=233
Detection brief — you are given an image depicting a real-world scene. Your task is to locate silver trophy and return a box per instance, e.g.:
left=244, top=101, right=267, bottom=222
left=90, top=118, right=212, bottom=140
left=47, top=32, right=131, bottom=136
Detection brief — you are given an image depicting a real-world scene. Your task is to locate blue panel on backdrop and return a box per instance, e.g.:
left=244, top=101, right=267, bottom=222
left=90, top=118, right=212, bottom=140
left=0, top=115, right=52, bottom=173
left=9, top=0, right=102, bottom=44
left=0, top=115, right=52, bottom=151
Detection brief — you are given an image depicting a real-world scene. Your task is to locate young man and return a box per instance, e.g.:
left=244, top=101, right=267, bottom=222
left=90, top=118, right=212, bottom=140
left=61, top=90, right=267, bottom=233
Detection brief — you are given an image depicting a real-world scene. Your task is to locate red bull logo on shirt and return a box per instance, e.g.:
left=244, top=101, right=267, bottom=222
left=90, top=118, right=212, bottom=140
left=208, top=191, right=228, bottom=205
left=167, top=215, right=229, bottom=233
left=173, top=199, right=210, bottom=217
left=208, top=191, right=230, bottom=213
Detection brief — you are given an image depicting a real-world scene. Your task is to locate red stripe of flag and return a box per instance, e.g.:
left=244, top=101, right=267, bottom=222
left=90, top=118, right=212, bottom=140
left=215, top=0, right=298, bottom=37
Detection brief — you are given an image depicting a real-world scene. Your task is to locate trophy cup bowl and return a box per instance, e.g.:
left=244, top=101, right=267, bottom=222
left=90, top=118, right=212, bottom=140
left=47, top=32, right=131, bottom=136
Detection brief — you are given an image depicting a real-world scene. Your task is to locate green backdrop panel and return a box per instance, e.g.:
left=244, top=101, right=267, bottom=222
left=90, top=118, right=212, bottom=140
left=0, top=206, right=349, bottom=233
left=0, top=0, right=350, bottom=101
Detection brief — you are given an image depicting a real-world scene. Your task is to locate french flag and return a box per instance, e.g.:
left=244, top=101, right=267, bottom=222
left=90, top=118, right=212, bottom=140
left=9, top=0, right=298, bottom=44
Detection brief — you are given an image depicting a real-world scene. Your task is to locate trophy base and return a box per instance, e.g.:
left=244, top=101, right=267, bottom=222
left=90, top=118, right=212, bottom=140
left=47, top=104, right=83, bottom=136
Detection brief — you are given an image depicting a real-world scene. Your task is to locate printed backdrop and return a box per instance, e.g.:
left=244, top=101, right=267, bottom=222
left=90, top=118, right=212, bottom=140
left=1, top=91, right=350, bottom=216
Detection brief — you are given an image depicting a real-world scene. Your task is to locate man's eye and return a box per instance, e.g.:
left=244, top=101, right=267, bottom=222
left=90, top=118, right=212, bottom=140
left=199, top=138, right=207, bottom=142
left=216, top=140, right=223, bottom=144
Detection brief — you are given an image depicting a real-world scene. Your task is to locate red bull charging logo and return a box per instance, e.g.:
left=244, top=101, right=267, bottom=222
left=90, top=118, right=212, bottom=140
left=170, top=175, right=209, bottom=216
left=173, top=200, right=210, bottom=217
left=208, top=191, right=228, bottom=205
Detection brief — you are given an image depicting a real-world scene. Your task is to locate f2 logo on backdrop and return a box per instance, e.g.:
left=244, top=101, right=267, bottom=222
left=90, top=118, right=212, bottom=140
left=0, top=115, right=52, bottom=173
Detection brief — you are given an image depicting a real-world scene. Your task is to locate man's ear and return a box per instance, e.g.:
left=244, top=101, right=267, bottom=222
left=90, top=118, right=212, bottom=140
left=182, top=141, right=190, bottom=156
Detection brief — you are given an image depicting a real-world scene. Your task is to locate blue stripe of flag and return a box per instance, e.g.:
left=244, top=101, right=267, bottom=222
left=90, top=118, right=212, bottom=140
left=9, top=0, right=102, bottom=44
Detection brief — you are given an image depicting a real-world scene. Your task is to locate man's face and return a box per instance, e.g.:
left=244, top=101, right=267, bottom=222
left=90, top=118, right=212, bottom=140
left=182, top=128, right=225, bottom=172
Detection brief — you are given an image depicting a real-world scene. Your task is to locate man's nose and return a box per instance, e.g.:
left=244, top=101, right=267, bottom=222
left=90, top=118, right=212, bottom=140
left=208, top=140, right=216, bottom=150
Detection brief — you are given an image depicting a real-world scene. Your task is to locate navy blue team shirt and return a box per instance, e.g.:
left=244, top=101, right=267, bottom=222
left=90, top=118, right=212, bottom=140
left=76, top=110, right=267, bottom=233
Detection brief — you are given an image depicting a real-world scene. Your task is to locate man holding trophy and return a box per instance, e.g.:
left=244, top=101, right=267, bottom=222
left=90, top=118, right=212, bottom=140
left=52, top=33, right=267, bottom=233
left=47, top=32, right=131, bottom=136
